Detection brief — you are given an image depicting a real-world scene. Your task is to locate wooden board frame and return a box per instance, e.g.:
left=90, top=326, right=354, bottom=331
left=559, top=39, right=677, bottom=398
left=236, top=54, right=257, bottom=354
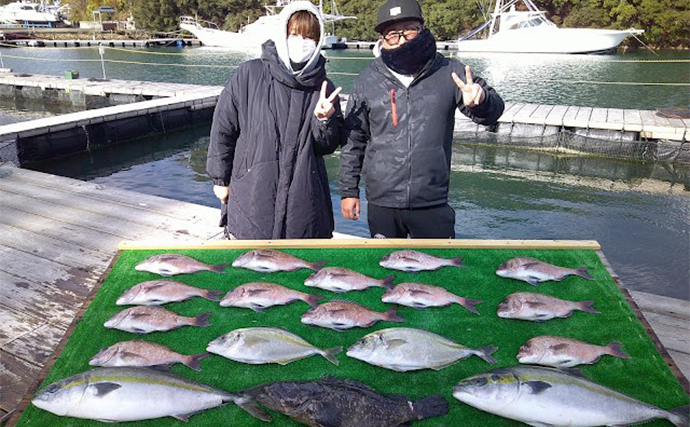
left=8, top=239, right=688, bottom=427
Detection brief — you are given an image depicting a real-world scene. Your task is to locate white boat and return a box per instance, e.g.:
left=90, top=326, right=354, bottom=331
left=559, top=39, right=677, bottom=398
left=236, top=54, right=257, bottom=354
left=456, top=0, right=643, bottom=54
left=0, top=0, right=67, bottom=27
left=180, top=0, right=355, bottom=51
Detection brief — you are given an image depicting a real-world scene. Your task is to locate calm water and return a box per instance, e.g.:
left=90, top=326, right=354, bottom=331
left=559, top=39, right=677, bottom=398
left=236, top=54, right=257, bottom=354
left=9, top=46, right=690, bottom=299
left=1, top=46, right=688, bottom=109
left=30, top=125, right=690, bottom=300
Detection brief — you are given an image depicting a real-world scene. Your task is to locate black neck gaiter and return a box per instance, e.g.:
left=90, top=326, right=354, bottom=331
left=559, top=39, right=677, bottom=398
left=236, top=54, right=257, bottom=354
left=380, top=28, right=436, bottom=76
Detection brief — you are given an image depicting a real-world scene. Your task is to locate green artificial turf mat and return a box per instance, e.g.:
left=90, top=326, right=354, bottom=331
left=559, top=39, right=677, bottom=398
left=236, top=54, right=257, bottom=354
left=16, top=247, right=689, bottom=426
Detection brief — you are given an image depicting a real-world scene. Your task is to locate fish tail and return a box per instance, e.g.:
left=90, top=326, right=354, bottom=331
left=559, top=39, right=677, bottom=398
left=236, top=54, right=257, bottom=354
left=575, top=267, right=594, bottom=280
left=209, top=263, right=230, bottom=273
left=459, top=298, right=482, bottom=315
left=204, top=290, right=224, bottom=301
left=384, top=306, right=405, bottom=322
left=321, top=346, right=343, bottom=365
left=381, top=275, right=396, bottom=289
left=668, top=405, right=690, bottom=427
left=606, top=342, right=631, bottom=359
left=450, top=257, right=465, bottom=268
left=230, top=393, right=272, bottom=422
left=304, top=294, right=324, bottom=309
left=309, top=260, right=328, bottom=271
left=411, top=395, right=449, bottom=420
left=185, top=352, right=210, bottom=371
left=193, top=312, right=212, bottom=327
left=475, top=345, right=499, bottom=364
left=578, top=300, right=600, bottom=314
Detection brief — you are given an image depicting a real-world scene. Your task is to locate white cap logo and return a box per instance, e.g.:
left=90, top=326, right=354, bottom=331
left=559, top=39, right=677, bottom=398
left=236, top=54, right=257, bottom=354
left=390, top=6, right=402, bottom=16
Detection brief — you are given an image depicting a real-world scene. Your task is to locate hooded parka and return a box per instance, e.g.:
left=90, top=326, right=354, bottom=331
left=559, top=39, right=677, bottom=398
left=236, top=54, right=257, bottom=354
left=206, top=2, right=343, bottom=239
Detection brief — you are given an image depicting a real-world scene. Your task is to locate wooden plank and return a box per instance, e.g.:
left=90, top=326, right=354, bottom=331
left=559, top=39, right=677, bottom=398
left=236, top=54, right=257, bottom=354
left=118, top=239, right=602, bottom=251
left=512, top=103, right=540, bottom=122
left=0, top=204, right=124, bottom=252
left=669, top=350, right=690, bottom=380
left=641, top=311, right=690, bottom=354
left=623, top=109, right=643, bottom=132
left=544, top=105, right=569, bottom=126
left=0, top=271, right=82, bottom=325
left=0, top=351, right=41, bottom=413
left=529, top=104, right=554, bottom=122
left=497, top=102, right=525, bottom=122
left=630, top=291, right=690, bottom=320
left=0, top=164, right=218, bottom=225
left=0, top=246, right=98, bottom=298
left=2, top=322, right=69, bottom=368
left=572, top=106, right=593, bottom=128
left=0, top=303, right=45, bottom=347
left=0, top=223, right=112, bottom=269
left=0, top=179, right=216, bottom=238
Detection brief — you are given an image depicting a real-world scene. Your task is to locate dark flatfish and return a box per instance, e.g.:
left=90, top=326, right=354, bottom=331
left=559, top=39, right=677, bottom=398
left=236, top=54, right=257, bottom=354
left=237, top=377, right=449, bottom=427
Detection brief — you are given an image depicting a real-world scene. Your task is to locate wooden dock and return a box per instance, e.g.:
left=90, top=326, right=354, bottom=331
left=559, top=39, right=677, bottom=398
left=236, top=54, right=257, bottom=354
left=0, top=162, right=688, bottom=423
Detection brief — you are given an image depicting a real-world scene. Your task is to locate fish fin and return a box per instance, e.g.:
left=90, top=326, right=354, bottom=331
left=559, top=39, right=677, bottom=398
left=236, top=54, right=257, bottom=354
left=130, top=312, right=151, bottom=319
left=194, top=312, right=212, bottom=327
left=606, top=342, right=631, bottom=359
left=305, top=294, right=324, bottom=309
left=185, top=352, right=210, bottom=371
left=381, top=275, right=396, bottom=289
left=149, top=364, right=173, bottom=371
left=132, top=327, right=148, bottom=334
left=332, top=326, right=350, bottom=332
left=90, top=382, right=122, bottom=397
left=525, top=301, right=546, bottom=308
left=550, top=343, right=569, bottom=352
left=475, top=345, right=498, bottom=364
left=411, top=395, right=449, bottom=420
left=459, top=298, right=482, bottom=315
left=525, top=423, right=554, bottom=427
left=158, top=269, right=174, bottom=277
left=144, top=283, right=166, bottom=290
left=322, top=346, right=342, bottom=365
left=233, top=394, right=272, bottom=422
left=172, top=411, right=200, bottom=422
left=526, top=277, right=541, bottom=286
left=558, top=367, right=585, bottom=377
left=523, top=381, right=552, bottom=394
left=412, top=302, right=428, bottom=310
left=247, top=288, right=269, bottom=296
left=386, top=339, right=408, bottom=350
left=204, top=290, right=223, bottom=302
left=118, top=351, right=148, bottom=364
left=249, top=304, right=266, bottom=313
left=209, top=263, right=230, bottom=273
left=668, top=404, right=690, bottom=427
left=450, top=257, right=465, bottom=267
left=579, top=300, right=600, bottom=314
left=430, top=360, right=460, bottom=371
left=400, top=256, right=420, bottom=264
left=309, top=260, right=328, bottom=271
left=534, top=314, right=552, bottom=322
left=384, top=306, right=405, bottom=322
left=575, top=267, right=594, bottom=280
left=410, top=289, right=432, bottom=296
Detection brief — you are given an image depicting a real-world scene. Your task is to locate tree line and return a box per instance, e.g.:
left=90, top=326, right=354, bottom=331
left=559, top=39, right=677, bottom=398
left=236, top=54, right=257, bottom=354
left=8, top=0, right=688, bottom=48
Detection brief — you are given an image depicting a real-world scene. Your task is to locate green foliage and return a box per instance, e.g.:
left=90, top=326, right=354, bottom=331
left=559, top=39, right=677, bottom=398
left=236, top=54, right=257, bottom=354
left=128, top=0, right=688, bottom=48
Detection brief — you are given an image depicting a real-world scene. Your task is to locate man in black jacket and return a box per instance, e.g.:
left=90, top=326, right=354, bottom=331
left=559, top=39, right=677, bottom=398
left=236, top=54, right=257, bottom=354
left=339, top=0, right=504, bottom=238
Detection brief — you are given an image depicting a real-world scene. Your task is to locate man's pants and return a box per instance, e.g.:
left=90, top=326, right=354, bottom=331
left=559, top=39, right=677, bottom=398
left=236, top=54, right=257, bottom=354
left=367, top=203, right=456, bottom=239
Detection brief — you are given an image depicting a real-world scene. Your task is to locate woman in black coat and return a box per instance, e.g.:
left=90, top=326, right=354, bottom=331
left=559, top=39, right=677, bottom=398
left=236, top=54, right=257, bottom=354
left=206, top=1, right=343, bottom=239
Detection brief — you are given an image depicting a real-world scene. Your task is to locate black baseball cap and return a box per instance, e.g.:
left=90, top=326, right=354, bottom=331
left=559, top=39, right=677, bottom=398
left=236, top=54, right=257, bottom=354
left=375, top=0, right=424, bottom=34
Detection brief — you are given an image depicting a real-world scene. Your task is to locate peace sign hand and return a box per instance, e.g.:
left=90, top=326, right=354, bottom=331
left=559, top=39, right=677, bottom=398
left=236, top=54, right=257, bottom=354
left=452, top=65, right=485, bottom=108
left=314, top=81, right=343, bottom=120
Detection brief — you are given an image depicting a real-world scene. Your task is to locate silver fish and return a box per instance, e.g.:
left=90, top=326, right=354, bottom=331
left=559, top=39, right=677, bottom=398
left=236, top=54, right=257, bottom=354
left=220, top=282, right=322, bottom=312
left=116, top=280, right=223, bottom=306
left=379, top=251, right=464, bottom=272
left=497, top=292, right=599, bottom=322
left=32, top=367, right=250, bottom=422
left=517, top=336, right=631, bottom=368
left=453, top=366, right=689, bottom=427
left=304, top=267, right=395, bottom=293
left=496, top=257, right=594, bottom=286
left=207, top=327, right=341, bottom=365
left=382, top=283, right=482, bottom=314
left=347, top=328, right=497, bottom=372
left=232, top=249, right=326, bottom=272
left=89, top=340, right=209, bottom=371
left=135, top=254, right=228, bottom=276
left=104, top=306, right=211, bottom=334
left=301, top=300, right=404, bottom=331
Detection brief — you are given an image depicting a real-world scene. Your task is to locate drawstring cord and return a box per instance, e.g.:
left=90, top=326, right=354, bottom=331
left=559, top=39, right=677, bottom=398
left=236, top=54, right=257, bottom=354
left=390, top=88, right=398, bottom=127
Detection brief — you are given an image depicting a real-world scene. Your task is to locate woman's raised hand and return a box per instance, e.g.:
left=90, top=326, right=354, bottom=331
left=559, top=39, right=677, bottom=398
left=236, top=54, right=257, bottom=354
left=314, top=80, right=343, bottom=120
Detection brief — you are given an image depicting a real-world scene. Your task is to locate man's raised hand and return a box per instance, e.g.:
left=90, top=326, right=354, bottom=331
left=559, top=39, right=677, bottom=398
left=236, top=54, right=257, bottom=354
left=452, top=65, right=484, bottom=108
left=314, top=80, right=343, bottom=120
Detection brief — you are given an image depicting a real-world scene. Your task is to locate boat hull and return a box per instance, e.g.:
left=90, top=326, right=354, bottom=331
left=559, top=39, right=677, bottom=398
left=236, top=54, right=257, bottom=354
left=457, top=27, right=643, bottom=54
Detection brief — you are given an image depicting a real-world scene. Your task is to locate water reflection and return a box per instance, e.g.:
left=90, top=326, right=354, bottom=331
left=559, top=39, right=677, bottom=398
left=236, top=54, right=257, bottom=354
left=28, top=128, right=689, bottom=300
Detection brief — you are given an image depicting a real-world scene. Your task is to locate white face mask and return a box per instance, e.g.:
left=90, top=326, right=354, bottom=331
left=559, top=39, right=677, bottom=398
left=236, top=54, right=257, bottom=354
left=287, top=35, right=317, bottom=64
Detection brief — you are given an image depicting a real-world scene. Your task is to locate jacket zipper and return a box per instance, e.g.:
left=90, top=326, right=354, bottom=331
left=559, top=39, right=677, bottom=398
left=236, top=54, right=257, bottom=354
left=406, top=88, right=411, bottom=208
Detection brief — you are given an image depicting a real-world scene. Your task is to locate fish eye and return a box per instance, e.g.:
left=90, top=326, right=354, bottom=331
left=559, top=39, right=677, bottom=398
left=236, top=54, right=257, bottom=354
left=497, top=262, right=506, bottom=269
left=473, top=377, right=489, bottom=387
left=44, top=384, right=60, bottom=394
left=521, top=343, right=531, bottom=350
